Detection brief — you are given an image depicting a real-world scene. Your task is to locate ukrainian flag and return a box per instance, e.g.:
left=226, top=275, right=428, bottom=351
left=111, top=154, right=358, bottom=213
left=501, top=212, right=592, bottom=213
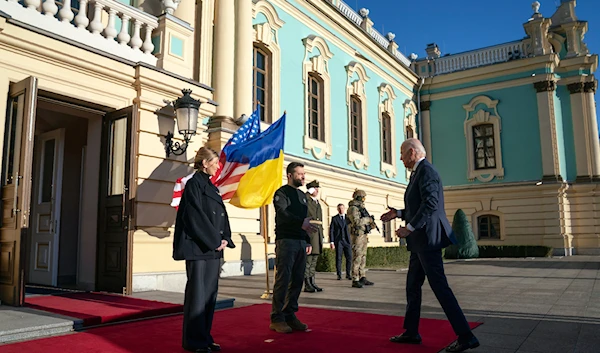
left=223, top=113, right=286, bottom=209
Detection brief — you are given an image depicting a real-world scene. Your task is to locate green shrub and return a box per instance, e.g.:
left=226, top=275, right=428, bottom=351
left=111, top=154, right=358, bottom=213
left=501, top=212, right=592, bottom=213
left=316, top=246, right=410, bottom=272
left=445, top=209, right=479, bottom=259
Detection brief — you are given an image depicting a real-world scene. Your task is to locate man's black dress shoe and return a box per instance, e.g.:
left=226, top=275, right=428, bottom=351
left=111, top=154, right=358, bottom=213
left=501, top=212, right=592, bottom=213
left=184, top=348, right=210, bottom=353
left=346, top=275, right=352, bottom=280
left=390, top=333, right=422, bottom=344
left=209, top=343, right=221, bottom=351
left=445, top=336, right=479, bottom=352
left=337, top=275, right=341, bottom=280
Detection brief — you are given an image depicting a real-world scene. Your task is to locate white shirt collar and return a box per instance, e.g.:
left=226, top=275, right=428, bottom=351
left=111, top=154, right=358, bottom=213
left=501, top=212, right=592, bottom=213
left=412, top=157, right=425, bottom=171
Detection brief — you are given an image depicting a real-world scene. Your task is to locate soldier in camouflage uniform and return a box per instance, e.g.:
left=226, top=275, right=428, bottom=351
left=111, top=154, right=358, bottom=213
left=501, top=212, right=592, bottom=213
left=347, top=189, right=377, bottom=288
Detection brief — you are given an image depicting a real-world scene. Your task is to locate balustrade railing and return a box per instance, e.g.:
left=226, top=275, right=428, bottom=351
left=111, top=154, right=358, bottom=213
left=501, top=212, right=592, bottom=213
left=335, top=0, right=411, bottom=67
left=1, top=0, right=159, bottom=64
left=433, top=41, right=525, bottom=75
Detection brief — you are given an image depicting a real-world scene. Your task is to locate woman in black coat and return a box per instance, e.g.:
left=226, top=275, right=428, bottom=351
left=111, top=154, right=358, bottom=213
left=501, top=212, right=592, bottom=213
left=173, top=147, right=235, bottom=353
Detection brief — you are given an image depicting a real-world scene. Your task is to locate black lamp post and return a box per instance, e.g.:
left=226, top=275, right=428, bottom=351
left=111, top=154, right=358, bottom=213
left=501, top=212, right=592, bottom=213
left=165, top=89, right=201, bottom=157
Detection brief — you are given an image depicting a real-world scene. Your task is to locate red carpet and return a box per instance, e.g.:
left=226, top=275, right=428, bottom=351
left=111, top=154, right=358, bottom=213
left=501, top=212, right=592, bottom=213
left=1, top=303, right=481, bottom=353
left=25, top=292, right=182, bottom=327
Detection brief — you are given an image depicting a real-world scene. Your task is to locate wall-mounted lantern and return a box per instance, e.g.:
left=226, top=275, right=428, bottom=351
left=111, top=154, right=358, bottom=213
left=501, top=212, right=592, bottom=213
left=165, top=89, right=200, bottom=157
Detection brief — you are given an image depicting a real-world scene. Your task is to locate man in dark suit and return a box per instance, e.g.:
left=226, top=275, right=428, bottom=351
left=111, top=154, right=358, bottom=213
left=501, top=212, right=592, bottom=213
left=381, top=138, right=479, bottom=353
left=329, top=203, right=352, bottom=280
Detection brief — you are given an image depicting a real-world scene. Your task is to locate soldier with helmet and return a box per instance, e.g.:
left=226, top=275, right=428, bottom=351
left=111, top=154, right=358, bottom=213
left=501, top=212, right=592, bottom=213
left=347, top=189, right=378, bottom=288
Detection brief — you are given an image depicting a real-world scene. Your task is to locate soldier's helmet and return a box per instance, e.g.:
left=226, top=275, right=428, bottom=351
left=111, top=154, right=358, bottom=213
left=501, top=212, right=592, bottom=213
left=352, top=189, right=366, bottom=201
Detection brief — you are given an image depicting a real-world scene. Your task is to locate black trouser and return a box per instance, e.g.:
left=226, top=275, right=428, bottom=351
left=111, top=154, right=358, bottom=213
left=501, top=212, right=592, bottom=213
left=335, top=241, right=352, bottom=277
left=270, top=239, right=307, bottom=323
left=403, top=250, right=471, bottom=339
left=182, top=259, right=220, bottom=350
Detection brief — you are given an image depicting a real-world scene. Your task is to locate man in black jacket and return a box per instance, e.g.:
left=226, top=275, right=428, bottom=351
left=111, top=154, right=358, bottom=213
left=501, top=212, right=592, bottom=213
left=270, top=162, right=316, bottom=334
left=329, top=203, right=352, bottom=280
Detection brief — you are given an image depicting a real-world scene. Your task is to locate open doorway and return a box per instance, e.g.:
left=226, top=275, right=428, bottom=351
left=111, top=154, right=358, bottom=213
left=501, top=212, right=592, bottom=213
left=24, top=97, right=98, bottom=296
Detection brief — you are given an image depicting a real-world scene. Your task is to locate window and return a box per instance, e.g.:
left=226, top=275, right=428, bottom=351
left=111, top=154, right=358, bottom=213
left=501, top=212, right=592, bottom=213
left=253, top=45, right=271, bottom=123
left=345, top=62, right=369, bottom=169
left=302, top=35, right=333, bottom=160
left=382, top=220, right=393, bottom=242
left=378, top=83, right=397, bottom=178
left=477, top=215, right=501, bottom=239
left=463, top=95, right=504, bottom=182
left=406, top=126, right=414, bottom=139
left=473, top=124, right=496, bottom=169
left=307, top=73, right=324, bottom=142
left=350, top=95, right=363, bottom=153
left=381, top=112, right=392, bottom=164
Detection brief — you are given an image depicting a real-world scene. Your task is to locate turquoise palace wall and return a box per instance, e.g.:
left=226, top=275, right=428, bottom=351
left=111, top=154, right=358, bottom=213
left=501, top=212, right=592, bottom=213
left=428, top=84, right=543, bottom=186
left=254, top=1, right=416, bottom=184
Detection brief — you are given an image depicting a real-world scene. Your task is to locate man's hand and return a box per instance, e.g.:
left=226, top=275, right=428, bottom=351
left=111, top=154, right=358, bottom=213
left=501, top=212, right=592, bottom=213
left=380, top=208, right=398, bottom=222
left=216, top=239, right=228, bottom=251
left=330, top=242, right=335, bottom=249
left=396, top=227, right=411, bottom=238
left=302, top=217, right=318, bottom=233
left=306, top=245, right=313, bottom=255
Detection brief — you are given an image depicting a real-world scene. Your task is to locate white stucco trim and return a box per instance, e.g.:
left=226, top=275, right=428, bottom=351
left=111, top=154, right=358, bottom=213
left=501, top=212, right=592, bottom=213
left=379, top=83, right=397, bottom=178
left=345, top=61, right=369, bottom=170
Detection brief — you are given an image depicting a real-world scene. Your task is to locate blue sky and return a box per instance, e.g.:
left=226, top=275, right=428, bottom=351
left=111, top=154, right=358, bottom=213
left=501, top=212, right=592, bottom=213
left=350, top=0, right=600, bottom=127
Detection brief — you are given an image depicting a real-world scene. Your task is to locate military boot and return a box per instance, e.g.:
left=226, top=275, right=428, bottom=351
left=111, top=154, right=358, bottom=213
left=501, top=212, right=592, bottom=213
left=352, top=280, right=363, bottom=288
left=304, top=278, right=316, bottom=293
left=310, top=276, right=323, bottom=292
left=269, top=322, right=292, bottom=333
left=286, top=317, right=308, bottom=331
left=360, top=277, right=374, bottom=286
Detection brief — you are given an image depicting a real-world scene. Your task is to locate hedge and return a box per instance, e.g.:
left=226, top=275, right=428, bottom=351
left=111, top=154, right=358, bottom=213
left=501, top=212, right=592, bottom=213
left=315, top=244, right=553, bottom=271
left=316, top=246, right=410, bottom=272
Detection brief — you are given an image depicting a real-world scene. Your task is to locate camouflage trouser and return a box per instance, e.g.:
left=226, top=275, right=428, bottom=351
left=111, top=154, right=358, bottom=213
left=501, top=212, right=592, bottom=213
left=351, top=233, right=367, bottom=281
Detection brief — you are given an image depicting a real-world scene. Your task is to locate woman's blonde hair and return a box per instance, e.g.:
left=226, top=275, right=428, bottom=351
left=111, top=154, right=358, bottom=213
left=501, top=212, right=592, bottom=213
left=194, top=147, right=218, bottom=170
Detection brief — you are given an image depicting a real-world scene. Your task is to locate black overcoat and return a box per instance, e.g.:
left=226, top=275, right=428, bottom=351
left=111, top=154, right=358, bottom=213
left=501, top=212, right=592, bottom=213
left=173, top=172, right=235, bottom=261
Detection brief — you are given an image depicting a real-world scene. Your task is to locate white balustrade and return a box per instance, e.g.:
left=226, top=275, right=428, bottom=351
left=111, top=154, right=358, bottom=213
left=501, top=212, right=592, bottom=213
left=0, top=0, right=159, bottom=64
left=433, top=41, right=525, bottom=75
left=335, top=1, right=412, bottom=68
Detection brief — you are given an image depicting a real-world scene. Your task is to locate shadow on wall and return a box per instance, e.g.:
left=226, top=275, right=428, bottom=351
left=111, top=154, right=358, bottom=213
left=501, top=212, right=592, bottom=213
left=133, top=103, right=195, bottom=239
left=240, top=234, right=253, bottom=275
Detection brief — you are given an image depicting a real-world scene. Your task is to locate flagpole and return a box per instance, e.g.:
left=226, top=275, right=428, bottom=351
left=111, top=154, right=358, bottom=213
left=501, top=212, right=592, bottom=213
left=260, top=204, right=272, bottom=299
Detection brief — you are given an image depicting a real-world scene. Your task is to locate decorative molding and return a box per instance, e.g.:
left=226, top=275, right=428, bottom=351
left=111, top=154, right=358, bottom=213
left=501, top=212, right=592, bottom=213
left=302, top=35, right=333, bottom=160
left=253, top=0, right=284, bottom=126
left=378, top=83, right=397, bottom=178
left=533, top=80, right=556, bottom=92
left=536, top=85, right=562, bottom=180
left=420, top=100, right=431, bottom=111
left=252, top=0, right=285, bottom=29
left=567, top=82, right=584, bottom=94
left=463, top=95, right=504, bottom=183
left=584, top=81, right=597, bottom=93
left=403, top=99, right=418, bottom=180
left=345, top=61, right=369, bottom=170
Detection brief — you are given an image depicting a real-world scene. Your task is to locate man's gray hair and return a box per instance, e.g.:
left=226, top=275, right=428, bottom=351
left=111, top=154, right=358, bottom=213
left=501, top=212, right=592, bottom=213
left=403, top=138, right=427, bottom=157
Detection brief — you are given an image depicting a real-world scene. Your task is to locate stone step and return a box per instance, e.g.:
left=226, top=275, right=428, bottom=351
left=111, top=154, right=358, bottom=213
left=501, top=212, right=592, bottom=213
left=0, top=307, right=79, bottom=344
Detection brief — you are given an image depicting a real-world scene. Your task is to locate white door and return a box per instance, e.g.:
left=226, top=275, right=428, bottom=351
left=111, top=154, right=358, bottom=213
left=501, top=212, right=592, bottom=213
left=28, top=128, right=65, bottom=286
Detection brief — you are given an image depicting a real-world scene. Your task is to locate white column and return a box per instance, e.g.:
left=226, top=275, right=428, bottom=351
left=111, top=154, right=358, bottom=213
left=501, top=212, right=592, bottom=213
left=568, top=82, right=600, bottom=180
left=234, top=0, right=253, bottom=120
left=196, top=0, right=215, bottom=85
left=534, top=80, right=562, bottom=180
left=420, top=101, right=433, bottom=163
left=213, top=0, right=235, bottom=119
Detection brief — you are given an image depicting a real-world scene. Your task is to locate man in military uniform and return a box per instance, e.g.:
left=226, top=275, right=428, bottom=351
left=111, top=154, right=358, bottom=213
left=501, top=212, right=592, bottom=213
left=303, top=180, right=324, bottom=293
left=347, top=189, right=377, bottom=288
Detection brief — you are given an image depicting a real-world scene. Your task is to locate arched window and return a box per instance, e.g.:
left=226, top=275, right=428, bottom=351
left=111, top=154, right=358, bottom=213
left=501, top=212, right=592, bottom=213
left=253, top=44, right=271, bottom=123
left=381, top=112, right=392, bottom=164
left=307, top=73, right=325, bottom=142
left=477, top=215, right=501, bottom=239
left=406, top=126, right=414, bottom=139
left=350, top=95, right=363, bottom=153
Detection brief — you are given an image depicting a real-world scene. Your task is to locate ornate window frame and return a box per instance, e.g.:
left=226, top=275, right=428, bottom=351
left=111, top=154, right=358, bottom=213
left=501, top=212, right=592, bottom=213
left=302, top=35, right=333, bottom=160
left=378, top=83, right=397, bottom=178
left=253, top=0, right=284, bottom=126
left=403, top=99, right=418, bottom=180
left=472, top=210, right=505, bottom=241
left=463, top=95, right=504, bottom=182
left=345, top=62, right=369, bottom=169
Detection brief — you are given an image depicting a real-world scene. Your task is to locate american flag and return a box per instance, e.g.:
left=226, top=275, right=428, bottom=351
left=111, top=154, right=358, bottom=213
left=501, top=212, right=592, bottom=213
left=171, top=107, right=261, bottom=209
